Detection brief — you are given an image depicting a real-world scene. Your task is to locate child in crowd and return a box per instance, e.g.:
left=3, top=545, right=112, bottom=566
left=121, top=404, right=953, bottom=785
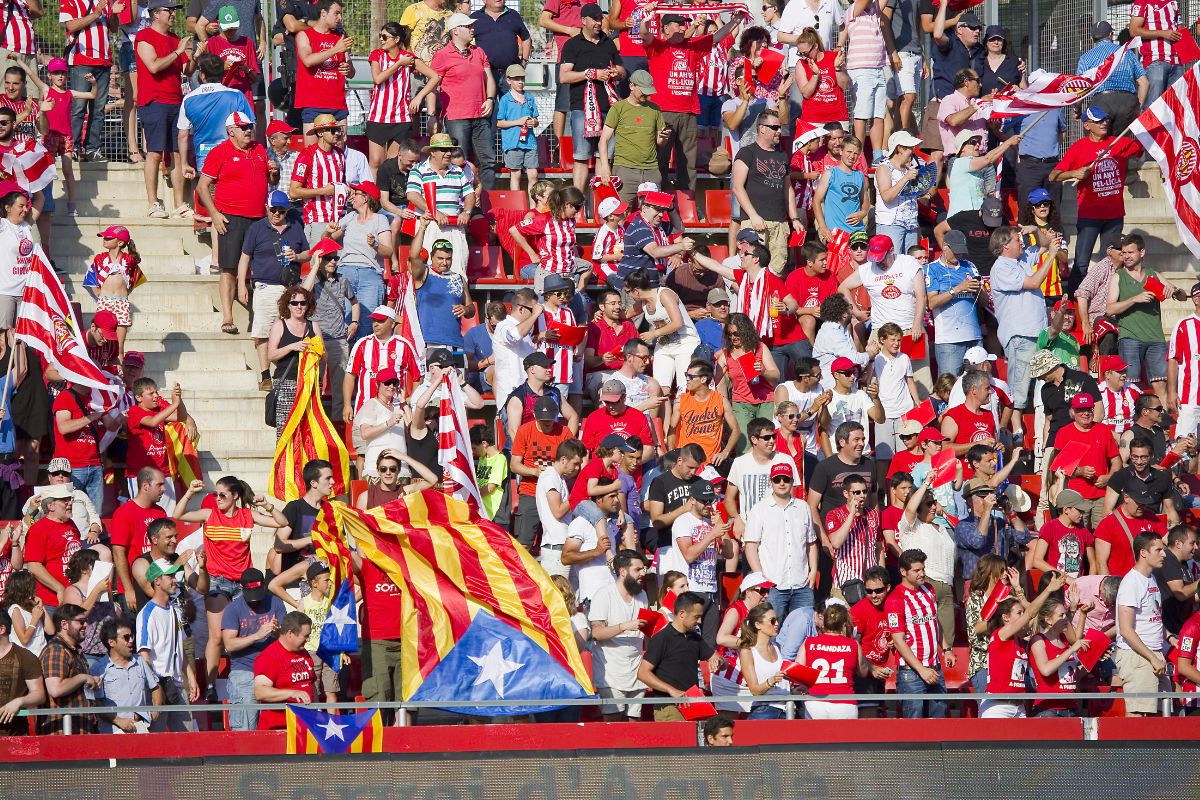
left=87, top=225, right=144, bottom=355
left=591, top=196, right=626, bottom=285
left=205, top=5, right=260, bottom=106
left=127, top=378, right=186, bottom=509
left=496, top=63, right=539, bottom=192
left=532, top=273, right=581, bottom=400
left=871, top=322, right=919, bottom=460
left=470, top=424, right=508, bottom=525
left=907, top=244, right=927, bottom=265
left=301, top=561, right=341, bottom=704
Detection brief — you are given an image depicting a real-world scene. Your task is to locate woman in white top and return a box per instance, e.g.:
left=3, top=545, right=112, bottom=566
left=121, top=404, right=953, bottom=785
left=738, top=603, right=792, bottom=720
left=6, top=570, right=51, bottom=657
left=874, top=131, right=927, bottom=256
left=624, top=267, right=699, bottom=400
left=776, top=0, right=844, bottom=53
left=0, top=191, right=35, bottom=331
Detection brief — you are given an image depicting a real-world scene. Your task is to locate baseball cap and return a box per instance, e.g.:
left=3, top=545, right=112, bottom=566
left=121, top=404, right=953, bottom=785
left=1092, top=20, right=1113, bottom=39
left=47, top=457, right=72, bottom=475
left=899, top=420, right=924, bottom=437
left=599, top=379, right=627, bottom=403
left=689, top=481, right=718, bottom=503
left=225, top=111, right=254, bottom=129
left=599, top=433, right=638, bottom=454
left=707, top=287, right=731, bottom=305
left=266, top=119, right=297, bottom=138
left=919, top=428, right=948, bottom=444
left=446, top=12, right=476, bottom=29
left=146, top=558, right=184, bottom=583
left=963, top=345, right=997, bottom=365
left=597, top=197, right=627, bottom=219
left=523, top=351, right=553, bottom=370
left=581, top=2, right=605, bottom=18
left=980, top=196, right=1005, bottom=227
left=867, top=234, right=894, bottom=262
left=240, top=567, right=268, bottom=604
left=350, top=181, right=381, bottom=201
left=1054, top=488, right=1088, bottom=510
left=427, top=348, right=455, bottom=367
left=830, top=356, right=859, bottom=374
left=636, top=182, right=659, bottom=196
left=308, top=238, right=342, bottom=260
left=661, top=13, right=689, bottom=25
left=375, top=366, right=399, bottom=384
left=267, top=190, right=290, bottom=209
left=40, top=483, right=73, bottom=500
left=740, top=572, right=776, bottom=593
left=1190, top=282, right=1200, bottom=297
left=1084, top=105, right=1109, bottom=123
left=769, top=462, right=794, bottom=481
left=984, top=24, right=1005, bottom=40
left=957, top=10, right=981, bottom=27
left=629, top=70, right=656, bottom=93
left=849, top=230, right=870, bottom=247
left=533, top=395, right=560, bottom=422
left=941, top=229, right=968, bottom=255
left=1070, top=394, right=1096, bottom=410
left=369, top=305, right=397, bottom=322
left=218, top=4, right=239, bottom=28
left=97, top=224, right=130, bottom=243
left=736, top=228, right=761, bottom=245
left=46, top=57, right=68, bottom=73
left=306, top=561, right=331, bottom=583
left=643, top=191, right=674, bottom=209
left=505, top=64, right=526, bottom=79
left=92, top=310, right=118, bottom=340
left=887, top=130, right=922, bottom=153
left=123, top=351, right=145, bottom=367
left=1101, top=355, right=1129, bottom=373
left=1027, top=187, right=1052, bottom=205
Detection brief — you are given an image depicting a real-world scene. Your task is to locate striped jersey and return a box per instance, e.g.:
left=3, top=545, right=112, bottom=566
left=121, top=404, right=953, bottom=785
left=592, top=222, right=623, bottom=284
left=292, top=144, right=346, bottom=224
left=1101, top=383, right=1142, bottom=435
left=1175, top=613, right=1200, bottom=708
left=825, top=505, right=881, bottom=587
left=60, top=0, right=112, bottom=65
left=885, top=582, right=942, bottom=668
left=203, top=506, right=253, bottom=580
left=368, top=48, right=414, bottom=124
left=1169, top=315, right=1200, bottom=406
left=534, top=304, right=578, bottom=384
left=1131, top=0, right=1181, bottom=66
left=405, top=159, right=474, bottom=216
left=347, top=334, right=419, bottom=416
left=517, top=214, right=578, bottom=275
left=0, top=0, right=36, bottom=56
left=844, top=0, right=887, bottom=70
left=90, top=251, right=140, bottom=288
left=697, top=35, right=733, bottom=96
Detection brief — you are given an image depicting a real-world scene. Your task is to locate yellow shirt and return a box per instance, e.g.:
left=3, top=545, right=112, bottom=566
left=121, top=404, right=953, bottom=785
left=400, top=2, right=450, bottom=61
left=302, top=593, right=328, bottom=653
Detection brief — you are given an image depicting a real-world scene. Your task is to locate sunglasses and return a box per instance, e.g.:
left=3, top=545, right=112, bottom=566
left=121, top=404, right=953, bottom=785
left=49, top=471, right=71, bottom=477
left=847, top=489, right=867, bottom=495
left=380, top=380, right=400, bottom=387
left=268, top=206, right=288, bottom=213
left=780, top=413, right=798, bottom=419
left=432, top=239, right=452, bottom=249
left=236, top=124, right=254, bottom=132
left=760, top=123, right=782, bottom=130
left=685, top=373, right=702, bottom=381
left=215, top=491, right=232, bottom=499
left=289, top=300, right=308, bottom=307
left=378, top=465, right=400, bottom=473
left=754, top=433, right=777, bottom=441
left=765, top=617, right=780, bottom=624
left=849, top=243, right=868, bottom=251
left=771, top=476, right=793, bottom=484
left=514, top=304, right=533, bottom=312
left=835, top=369, right=857, bottom=376
left=118, top=633, right=134, bottom=641
left=865, top=587, right=887, bottom=595
left=1033, top=201, right=1051, bottom=208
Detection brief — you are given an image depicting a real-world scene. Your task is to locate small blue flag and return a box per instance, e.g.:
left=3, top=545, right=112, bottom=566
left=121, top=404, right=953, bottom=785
left=316, top=579, right=359, bottom=671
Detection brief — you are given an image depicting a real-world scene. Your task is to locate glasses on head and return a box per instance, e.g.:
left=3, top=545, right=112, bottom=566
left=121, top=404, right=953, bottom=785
left=432, top=239, right=452, bottom=250
left=289, top=300, right=308, bottom=307
left=865, top=586, right=887, bottom=595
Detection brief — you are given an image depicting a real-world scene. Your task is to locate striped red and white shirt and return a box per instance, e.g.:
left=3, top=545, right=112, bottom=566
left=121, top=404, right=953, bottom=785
left=592, top=222, right=623, bottom=284
left=825, top=505, right=881, bottom=587
left=60, top=0, right=113, bottom=66
left=697, top=35, right=733, bottom=97
left=1170, top=315, right=1200, bottom=405
left=367, top=48, right=415, bottom=124
left=1, top=0, right=37, bottom=56
left=347, top=334, right=419, bottom=416
left=534, top=304, right=578, bottom=385
left=1101, top=383, right=1142, bottom=435
left=1131, top=0, right=1181, bottom=66
left=292, top=144, right=346, bottom=224
left=518, top=214, right=578, bottom=275
left=885, top=582, right=942, bottom=668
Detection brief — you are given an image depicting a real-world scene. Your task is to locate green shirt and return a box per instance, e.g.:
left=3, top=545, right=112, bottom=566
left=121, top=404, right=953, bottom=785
left=477, top=452, right=509, bottom=521
left=605, top=99, right=665, bottom=170
left=1036, top=329, right=1080, bottom=369
left=1115, top=267, right=1165, bottom=344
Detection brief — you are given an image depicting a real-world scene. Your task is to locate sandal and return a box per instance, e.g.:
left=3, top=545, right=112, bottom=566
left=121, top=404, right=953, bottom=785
left=128, top=151, right=144, bottom=164
left=220, top=322, right=239, bottom=335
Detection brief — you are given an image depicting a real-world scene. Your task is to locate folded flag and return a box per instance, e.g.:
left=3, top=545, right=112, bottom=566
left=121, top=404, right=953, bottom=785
left=285, top=706, right=382, bottom=754
left=1049, top=441, right=1089, bottom=477
left=679, top=685, right=718, bottom=720
left=780, top=660, right=821, bottom=686
left=931, top=448, right=957, bottom=487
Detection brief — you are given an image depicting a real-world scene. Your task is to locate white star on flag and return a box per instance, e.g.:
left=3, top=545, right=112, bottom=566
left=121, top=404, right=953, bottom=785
left=468, top=640, right=523, bottom=698
left=319, top=716, right=347, bottom=742
left=325, top=600, right=356, bottom=636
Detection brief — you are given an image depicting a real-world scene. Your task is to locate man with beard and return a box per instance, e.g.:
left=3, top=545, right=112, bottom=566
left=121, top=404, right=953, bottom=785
left=588, top=550, right=650, bottom=721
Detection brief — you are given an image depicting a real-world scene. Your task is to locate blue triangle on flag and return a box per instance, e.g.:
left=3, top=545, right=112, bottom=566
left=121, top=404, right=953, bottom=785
left=316, top=579, right=359, bottom=670
left=410, top=610, right=592, bottom=717
left=288, top=705, right=377, bottom=754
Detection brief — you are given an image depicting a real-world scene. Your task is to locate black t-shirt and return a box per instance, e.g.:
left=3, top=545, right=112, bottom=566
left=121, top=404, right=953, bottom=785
left=946, top=210, right=997, bottom=275
left=665, top=265, right=723, bottom=312
left=647, top=472, right=700, bottom=524
left=1108, top=465, right=1178, bottom=513
left=643, top=624, right=715, bottom=693
left=1041, top=368, right=1101, bottom=444
left=1156, top=550, right=1193, bottom=635
left=406, top=428, right=441, bottom=481
left=808, top=455, right=875, bottom=521
left=559, top=34, right=623, bottom=113
left=1128, top=423, right=1168, bottom=462
left=376, top=158, right=410, bottom=207
left=281, top=498, right=320, bottom=572
left=735, top=143, right=790, bottom=222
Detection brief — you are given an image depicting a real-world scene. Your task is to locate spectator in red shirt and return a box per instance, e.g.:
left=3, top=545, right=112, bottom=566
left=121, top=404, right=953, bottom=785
left=1095, top=491, right=1167, bottom=576
left=776, top=241, right=839, bottom=370
left=569, top=433, right=628, bottom=508
left=134, top=1, right=191, bottom=219
left=941, top=370, right=998, bottom=456
left=881, top=470, right=914, bottom=565
left=581, top=379, right=654, bottom=462
left=85, top=310, right=120, bottom=372
left=126, top=378, right=190, bottom=512
left=252, top=610, right=315, bottom=729
left=294, top=0, right=355, bottom=141
left=583, top=288, right=640, bottom=399
left=850, top=565, right=894, bottom=717
left=204, top=6, right=259, bottom=105
left=1046, top=394, right=1121, bottom=528
left=109, top=467, right=169, bottom=610
left=53, top=381, right=119, bottom=515
left=23, top=484, right=88, bottom=608
left=430, top=13, right=497, bottom=190
left=887, top=420, right=926, bottom=477
left=1032, top=489, right=1097, bottom=579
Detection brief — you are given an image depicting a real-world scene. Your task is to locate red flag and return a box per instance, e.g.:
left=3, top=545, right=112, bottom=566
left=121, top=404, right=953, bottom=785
left=931, top=448, right=957, bottom=487
left=1143, top=274, right=1170, bottom=301
left=437, top=372, right=483, bottom=510
left=902, top=398, right=936, bottom=426
left=780, top=660, right=821, bottom=686
left=637, top=607, right=669, bottom=636
left=980, top=581, right=1011, bottom=621
left=1050, top=441, right=1089, bottom=476
left=1175, top=28, right=1200, bottom=63
left=1130, top=64, right=1200, bottom=259
left=899, top=334, right=926, bottom=360
left=679, top=685, right=718, bottom=720
left=15, top=247, right=119, bottom=410
left=1077, top=627, right=1114, bottom=672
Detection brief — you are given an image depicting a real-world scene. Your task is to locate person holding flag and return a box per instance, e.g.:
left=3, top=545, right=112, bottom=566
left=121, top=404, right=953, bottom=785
left=83, top=225, right=144, bottom=356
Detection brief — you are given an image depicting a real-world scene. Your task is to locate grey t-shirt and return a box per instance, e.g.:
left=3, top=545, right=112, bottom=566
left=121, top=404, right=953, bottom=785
left=336, top=212, right=391, bottom=274
left=313, top=273, right=355, bottom=339
left=887, top=0, right=921, bottom=54
left=204, top=0, right=262, bottom=42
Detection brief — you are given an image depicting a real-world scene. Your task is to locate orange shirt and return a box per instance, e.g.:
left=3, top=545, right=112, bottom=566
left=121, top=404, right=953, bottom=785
left=510, top=421, right=572, bottom=497
left=675, top=390, right=726, bottom=462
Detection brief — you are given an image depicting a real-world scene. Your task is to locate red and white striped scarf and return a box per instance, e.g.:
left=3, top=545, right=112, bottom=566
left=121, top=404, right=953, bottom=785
left=437, top=372, right=482, bottom=511
left=738, top=266, right=775, bottom=340
left=583, top=69, right=620, bottom=138
left=647, top=1, right=750, bottom=15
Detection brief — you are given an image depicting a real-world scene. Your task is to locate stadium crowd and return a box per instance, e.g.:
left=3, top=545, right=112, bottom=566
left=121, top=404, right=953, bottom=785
left=0, top=0, right=1198, bottom=735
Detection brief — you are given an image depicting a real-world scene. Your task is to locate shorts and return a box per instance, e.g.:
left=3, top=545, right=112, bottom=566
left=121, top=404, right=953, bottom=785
left=569, top=111, right=613, bottom=161
left=698, top=94, right=724, bottom=128
left=207, top=574, right=243, bottom=600
left=888, top=51, right=921, bottom=98
left=598, top=686, right=645, bottom=718
left=555, top=80, right=570, bottom=114
left=1114, top=647, right=1170, bottom=715
left=504, top=147, right=539, bottom=170
left=141, top=101, right=180, bottom=153
left=217, top=214, right=260, bottom=273
left=848, top=67, right=889, bottom=120
left=979, top=700, right=1027, bottom=718
left=539, top=545, right=568, bottom=578
left=118, top=40, right=137, bottom=73
left=301, top=107, right=349, bottom=124
left=44, top=132, right=72, bottom=157
left=251, top=282, right=287, bottom=339
left=364, top=120, right=413, bottom=147
left=0, top=295, right=17, bottom=329
left=42, top=185, right=54, bottom=214
left=96, top=294, right=132, bottom=326
left=1117, top=338, right=1168, bottom=385
left=312, top=657, right=341, bottom=696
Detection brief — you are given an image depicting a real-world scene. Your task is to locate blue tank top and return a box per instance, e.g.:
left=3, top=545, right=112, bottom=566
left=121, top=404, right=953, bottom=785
left=415, top=272, right=465, bottom=348
left=823, top=167, right=867, bottom=234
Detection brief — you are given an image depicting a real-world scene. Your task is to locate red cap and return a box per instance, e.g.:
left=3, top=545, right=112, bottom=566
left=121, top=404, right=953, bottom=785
left=308, top=237, right=342, bottom=260
left=918, top=427, right=947, bottom=444
left=265, top=119, right=297, bottom=138
left=350, top=181, right=381, bottom=202
left=642, top=191, right=674, bottom=209
left=97, top=225, right=130, bottom=243
left=769, top=462, right=794, bottom=480
left=1070, top=394, right=1096, bottom=410
left=830, top=356, right=859, bottom=374
left=867, top=234, right=894, bottom=262
left=92, top=310, right=118, bottom=340
left=1101, top=355, right=1129, bottom=373
left=375, top=367, right=399, bottom=384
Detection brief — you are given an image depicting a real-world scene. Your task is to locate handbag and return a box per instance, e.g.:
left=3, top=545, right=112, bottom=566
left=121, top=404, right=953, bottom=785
left=264, top=385, right=277, bottom=427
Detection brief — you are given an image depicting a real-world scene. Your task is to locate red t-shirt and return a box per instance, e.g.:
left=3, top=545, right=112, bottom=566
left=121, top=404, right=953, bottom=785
left=645, top=34, right=712, bottom=114
left=295, top=28, right=349, bottom=110
left=1037, top=517, right=1094, bottom=577
left=203, top=506, right=254, bottom=580
left=1094, top=510, right=1165, bottom=576
left=200, top=139, right=271, bottom=219
left=985, top=631, right=1029, bottom=693
left=802, top=633, right=858, bottom=699
left=253, top=640, right=316, bottom=730
left=134, top=28, right=189, bottom=106
left=797, top=51, right=848, bottom=123
left=205, top=33, right=258, bottom=100
left=584, top=320, right=639, bottom=371
left=1029, top=632, right=1081, bottom=710
left=126, top=400, right=171, bottom=478
left=108, top=499, right=167, bottom=572
left=1054, top=136, right=1141, bottom=220
left=580, top=406, right=652, bottom=454
left=52, top=390, right=101, bottom=467
left=360, top=558, right=402, bottom=640
left=568, top=457, right=619, bottom=507
left=429, top=44, right=490, bottom=120
left=23, top=517, right=81, bottom=605
left=777, top=266, right=838, bottom=344
left=850, top=597, right=891, bottom=665
left=887, top=449, right=925, bottom=478
left=943, top=404, right=996, bottom=447
left=511, top=422, right=573, bottom=497
left=1051, top=421, right=1118, bottom=500
left=1175, top=613, right=1200, bottom=696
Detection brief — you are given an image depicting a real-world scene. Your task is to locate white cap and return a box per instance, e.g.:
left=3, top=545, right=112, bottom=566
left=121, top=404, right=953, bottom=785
left=795, top=125, right=829, bottom=148
left=887, top=130, right=923, bottom=153
left=963, top=345, right=997, bottom=365
left=597, top=197, right=626, bottom=219
left=369, top=305, right=397, bottom=322
left=446, top=12, right=476, bottom=28
left=698, top=465, right=722, bottom=484
left=225, top=111, right=254, bottom=128
left=739, top=572, right=775, bottom=593
left=636, top=182, right=659, bottom=195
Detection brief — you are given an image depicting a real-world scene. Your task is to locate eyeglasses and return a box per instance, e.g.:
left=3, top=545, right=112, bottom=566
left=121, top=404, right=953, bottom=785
left=780, top=413, right=798, bottom=419
left=118, top=633, right=134, bottom=641
left=289, top=300, right=308, bottom=307
left=864, top=587, right=887, bottom=595
left=760, top=123, right=782, bottom=131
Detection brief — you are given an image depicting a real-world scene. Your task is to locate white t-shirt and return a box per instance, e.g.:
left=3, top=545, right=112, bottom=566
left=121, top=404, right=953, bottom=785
left=1116, top=568, right=1164, bottom=653
left=671, top=511, right=720, bottom=594
left=0, top=218, right=33, bottom=298
left=587, top=583, right=648, bottom=693
left=566, top=515, right=614, bottom=602
left=136, top=599, right=184, bottom=681
left=857, top=254, right=923, bottom=329
left=872, top=352, right=915, bottom=418
left=778, top=0, right=843, bottom=52
left=353, top=398, right=407, bottom=477
left=535, top=467, right=572, bottom=546
left=824, top=389, right=876, bottom=455
left=491, top=316, right=535, bottom=412
left=726, top=451, right=799, bottom=518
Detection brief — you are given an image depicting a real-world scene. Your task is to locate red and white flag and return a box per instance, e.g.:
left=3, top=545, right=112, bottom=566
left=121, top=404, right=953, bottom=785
left=1130, top=63, right=1200, bottom=258
left=390, top=267, right=425, bottom=374
left=437, top=372, right=482, bottom=510
left=15, top=246, right=120, bottom=410
left=0, top=139, right=57, bottom=194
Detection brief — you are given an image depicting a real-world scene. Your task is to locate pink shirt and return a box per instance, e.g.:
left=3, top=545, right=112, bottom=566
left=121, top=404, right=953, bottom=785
left=937, top=90, right=989, bottom=155
left=43, top=87, right=72, bottom=136
left=429, top=44, right=490, bottom=120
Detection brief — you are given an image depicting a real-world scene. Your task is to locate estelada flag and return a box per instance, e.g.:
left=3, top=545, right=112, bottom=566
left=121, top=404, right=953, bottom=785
left=270, top=336, right=350, bottom=501
left=285, top=706, right=382, bottom=754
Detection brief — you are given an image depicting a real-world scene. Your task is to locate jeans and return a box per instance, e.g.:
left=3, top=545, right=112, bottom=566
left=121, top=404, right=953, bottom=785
left=747, top=703, right=788, bottom=720
left=876, top=223, right=919, bottom=257
left=444, top=117, right=495, bottom=190
left=767, top=586, right=814, bottom=620
left=969, top=667, right=988, bottom=697
left=777, top=603, right=817, bottom=660
left=896, top=664, right=948, bottom=718
left=1070, top=217, right=1123, bottom=296
left=71, top=64, right=110, bottom=154
left=339, top=265, right=385, bottom=342
left=771, top=339, right=813, bottom=384
left=1117, top=337, right=1168, bottom=386
left=227, top=669, right=258, bottom=731
left=1145, top=60, right=1184, bottom=108
left=1003, top=335, right=1039, bottom=411
left=933, top=340, right=979, bottom=382
left=71, top=464, right=104, bottom=516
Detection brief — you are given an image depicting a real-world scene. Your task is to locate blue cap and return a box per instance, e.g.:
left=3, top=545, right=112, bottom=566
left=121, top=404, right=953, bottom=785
left=267, top=190, right=290, bottom=208
left=1083, top=105, right=1109, bottom=123
left=1027, top=187, right=1052, bottom=205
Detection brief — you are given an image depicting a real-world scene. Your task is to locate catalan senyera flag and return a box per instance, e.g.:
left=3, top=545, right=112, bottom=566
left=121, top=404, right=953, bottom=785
left=310, top=499, right=353, bottom=591
left=270, top=336, right=350, bottom=501
left=318, top=492, right=594, bottom=716
left=164, top=421, right=203, bottom=488
left=285, top=706, right=382, bottom=754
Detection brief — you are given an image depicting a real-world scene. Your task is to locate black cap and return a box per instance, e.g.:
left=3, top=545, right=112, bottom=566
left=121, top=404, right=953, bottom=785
left=661, top=12, right=689, bottom=25
left=689, top=482, right=718, bottom=503
left=240, top=567, right=268, bottom=604
left=427, top=347, right=454, bottom=367
left=581, top=2, right=604, bottom=19
left=957, top=10, right=981, bottom=28
left=600, top=433, right=638, bottom=453
left=1092, top=20, right=1113, bottom=39
left=980, top=196, right=1004, bottom=228
left=533, top=395, right=560, bottom=422
left=306, top=561, right=331, bottom=583
left=523, top=351, right=553, bottom=370
left=984, top=24, right=1005, bottom=40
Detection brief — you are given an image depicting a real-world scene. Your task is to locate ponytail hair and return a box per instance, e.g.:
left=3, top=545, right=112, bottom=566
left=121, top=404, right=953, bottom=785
left=985, top=597, right=1023, bottom=636
left=737, top=602, right=776, bottom=649
left=216, top=475, right=254, bottom=507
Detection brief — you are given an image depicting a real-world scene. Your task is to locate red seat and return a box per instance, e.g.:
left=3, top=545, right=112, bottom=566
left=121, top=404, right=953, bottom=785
left=708, top=245, right=729, bottom=263
left=483, top=190, right=529, bottom=213
left=703, top=190, right=732, bottom=226
left=557, top=135, right=575, bottom=172
left=467, top=245, right=508, bottom=282
left=676, top=191, right=700, bottom=225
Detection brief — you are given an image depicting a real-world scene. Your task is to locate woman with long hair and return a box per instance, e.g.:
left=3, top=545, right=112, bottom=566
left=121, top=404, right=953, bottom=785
left=797, top=603, right=866, bottom=719
left=737, top=602, right=791, bottom=720
left=964, top=554, right=1015, bottom=694
left=366, top=22, right=421, bottom=172
left=4, top=569, right=51, bottom=656
left=716, top=313, right=781, bottom=450
left=625, top=267, right=700, bottom=402
left=354, top=448, right=439, bottom=510
left=510, top=184, right=589, bottom=293
left=325, top=184, right=394, bottom=328
left=711, top=577, right=772, bottom=713
left=979, top=572, right=1066, bottom=718
left=980, top=25, right=1026, bottom=95
left=267, top=285, right=323, bottom=438
left=1029, top=594, right=1091, bottom=717
left=1018, top=188, right=1070, bottom=303
left=61, top=548, right=115, bottom=670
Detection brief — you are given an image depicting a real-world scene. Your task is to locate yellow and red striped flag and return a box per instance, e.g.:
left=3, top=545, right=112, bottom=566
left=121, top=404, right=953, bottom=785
left=164, top=420, right=203, bottom=488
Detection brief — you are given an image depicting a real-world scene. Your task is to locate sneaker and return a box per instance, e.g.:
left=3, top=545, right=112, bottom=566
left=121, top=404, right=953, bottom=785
left=147, top=202, right=168, bottom=219
left=86, top=149, right=107, bottom=163
left=259, top=377, right=272, bottom=392
left=67, top=202, right=78, bottom=217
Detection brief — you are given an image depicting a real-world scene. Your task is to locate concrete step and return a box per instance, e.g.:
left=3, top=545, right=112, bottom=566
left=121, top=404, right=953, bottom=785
left=195, top=427, right=280, bottom=453
left=132, top=310, right=228, bottom=331
left=198, top=453, right=278, bottom=484
left=125, top=331, right=257, bottom=355
left=162, top=368, right=259, bottom=391
left=141, top=348, right=255, bottom=374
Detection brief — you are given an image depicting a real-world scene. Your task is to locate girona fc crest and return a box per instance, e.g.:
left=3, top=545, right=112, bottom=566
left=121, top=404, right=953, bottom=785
left=1175, top=138, right=1199, bottom=185
left=1061, top=77, right=1090, bottom=94
left=51, top=314, right=74, bottom=353
left=17, top=238, right=32, bottom=258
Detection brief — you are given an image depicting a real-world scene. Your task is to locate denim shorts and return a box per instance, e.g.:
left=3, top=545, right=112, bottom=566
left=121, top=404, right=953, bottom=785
left=888, top=51, right=921, bottom=98
left=504, top=147, right=539, bottom=169
left=849, top=67, right=889, bottom=120
left=118, top=40, right=137, bottom=73
left=569, top=111, right=607, bottom=160
left=208, top=574, right=244, bottom=600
